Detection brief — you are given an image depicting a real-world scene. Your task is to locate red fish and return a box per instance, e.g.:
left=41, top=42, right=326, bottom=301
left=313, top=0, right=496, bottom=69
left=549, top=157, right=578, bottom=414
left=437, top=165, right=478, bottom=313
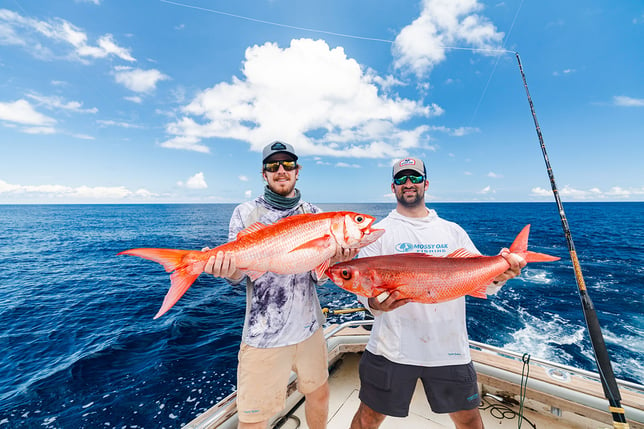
left=326, top=224, right=559, bottom=304
left=120, top=211, right=384, bottom=318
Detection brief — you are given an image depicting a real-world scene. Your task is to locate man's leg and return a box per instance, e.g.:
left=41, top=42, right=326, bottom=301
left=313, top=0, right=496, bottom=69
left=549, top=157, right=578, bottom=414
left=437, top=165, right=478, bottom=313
left=449, top=408, right=484, bottom=429
left=350, top=401, right=387, bottom=429
left=304, top=380, right=330, bottom=429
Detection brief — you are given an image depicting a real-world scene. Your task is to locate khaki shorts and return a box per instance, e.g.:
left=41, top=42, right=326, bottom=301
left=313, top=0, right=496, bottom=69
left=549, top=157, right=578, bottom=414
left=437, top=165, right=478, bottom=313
left=236, top=328, right=329, bottom=423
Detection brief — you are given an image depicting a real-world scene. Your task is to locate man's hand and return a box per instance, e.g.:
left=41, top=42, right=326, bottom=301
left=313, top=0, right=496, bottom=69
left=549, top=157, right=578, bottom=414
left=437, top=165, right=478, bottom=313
left=204, top=250, right=244, bottom=281
left=493, top=248, right=527, bottom=283
left=367, top=291, right=411, bottom=312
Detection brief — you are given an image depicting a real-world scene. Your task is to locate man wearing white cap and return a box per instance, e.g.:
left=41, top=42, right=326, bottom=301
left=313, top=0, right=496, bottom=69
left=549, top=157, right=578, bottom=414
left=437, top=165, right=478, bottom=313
left=350, top=157, right=527, bottom=429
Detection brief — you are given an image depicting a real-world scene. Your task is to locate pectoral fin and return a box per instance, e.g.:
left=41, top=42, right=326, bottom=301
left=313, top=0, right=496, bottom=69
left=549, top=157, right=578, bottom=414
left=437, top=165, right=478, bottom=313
left=289, top=235, right=333, bottom=253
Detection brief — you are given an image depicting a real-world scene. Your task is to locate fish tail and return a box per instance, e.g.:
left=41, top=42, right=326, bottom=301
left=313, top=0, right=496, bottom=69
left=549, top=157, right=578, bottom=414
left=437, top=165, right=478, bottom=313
left=508, top=225, right=560, bottom=262
left=118, top=247, right=205, bottom=318
left=118, top=248, right=192, bottom=272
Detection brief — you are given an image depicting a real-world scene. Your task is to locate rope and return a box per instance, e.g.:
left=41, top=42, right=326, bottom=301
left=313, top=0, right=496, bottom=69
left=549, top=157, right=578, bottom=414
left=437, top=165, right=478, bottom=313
left=518, top=353, right=531, bottom=429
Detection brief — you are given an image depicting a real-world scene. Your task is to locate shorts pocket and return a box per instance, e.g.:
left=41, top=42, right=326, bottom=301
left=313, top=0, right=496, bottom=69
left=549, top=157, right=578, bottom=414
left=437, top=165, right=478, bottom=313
left=359, top=352, right=392, bottom=391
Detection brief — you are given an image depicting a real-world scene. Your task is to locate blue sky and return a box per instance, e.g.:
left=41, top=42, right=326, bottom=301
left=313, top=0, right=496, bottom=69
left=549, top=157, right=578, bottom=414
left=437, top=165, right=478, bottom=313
left=1, top=0, right=643, bottom=204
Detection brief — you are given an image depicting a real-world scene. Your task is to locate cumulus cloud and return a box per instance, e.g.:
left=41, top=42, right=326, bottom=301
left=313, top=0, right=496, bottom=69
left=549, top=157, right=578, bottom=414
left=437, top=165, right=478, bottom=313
left=477, top=185, right=494, bottom=194
left=162, top=38, right=436, bottom=158
left=0, top=9, right=134, bottom=62
left=113, top=66, right=169, bottom=93
left=531, top=185, right=644, bottom=200
left=0, top=99, right=56, bottom=126
left=0, top=179, right=155, bottom=200
left=392, top=0, right=505, bottom=77
left=178, top=172, right=208, bottom=189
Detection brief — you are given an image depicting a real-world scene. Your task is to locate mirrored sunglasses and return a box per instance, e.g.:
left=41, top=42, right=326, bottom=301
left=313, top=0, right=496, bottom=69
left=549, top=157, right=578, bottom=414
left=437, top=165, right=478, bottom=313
left=393, top=174, right=425, bottom=185
left=263, top=160, right=298, bottom=172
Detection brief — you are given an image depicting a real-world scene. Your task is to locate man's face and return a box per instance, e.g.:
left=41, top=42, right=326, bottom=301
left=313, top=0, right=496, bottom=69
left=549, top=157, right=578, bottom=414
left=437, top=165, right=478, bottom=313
left=262, top=153, right=299, bottom=197
left=392, top=170, right=427, bottom=208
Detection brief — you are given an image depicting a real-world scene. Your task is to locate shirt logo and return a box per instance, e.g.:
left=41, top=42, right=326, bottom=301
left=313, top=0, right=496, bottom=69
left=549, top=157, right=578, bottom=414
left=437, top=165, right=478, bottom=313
left=271, top=142, right=287, bottom=150
left=395, top=242, right=415, bottom=252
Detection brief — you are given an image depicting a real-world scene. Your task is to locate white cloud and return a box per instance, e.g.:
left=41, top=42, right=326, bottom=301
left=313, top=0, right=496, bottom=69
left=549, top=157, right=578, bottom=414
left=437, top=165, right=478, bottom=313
left=26, top=93, right=98, bottom=113
left=178, top=172, right=208, bottom=189
left=613, top=96, right=644, bottom=107
left=239, top=175, right=249, bottom=182
left=0, top=99, right=56, bottom=125
left=97, top=119, right=143, bottom=128
left=114, top=67, right=169, bottom=93
left=477, top=185, right=493, bottom=194
left=0, top=179, right=155, bottom=200
left=244, top=190, right=252, bottom=199
left=162, top=38, right=434, bottom=157
left=552, top=68, right=576, bottom=76
left=0, top=9, right=134, bottom=62
left=530, top=185, right=644, bottom=200
left=392, top=0, right=504, bottom=77
left=335, top=162, right=361, bottom=168
left=487, top=171, right=503, bottom=178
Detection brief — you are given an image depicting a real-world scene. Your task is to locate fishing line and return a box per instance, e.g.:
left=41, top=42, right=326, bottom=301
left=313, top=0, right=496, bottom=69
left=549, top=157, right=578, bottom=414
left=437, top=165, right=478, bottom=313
left=160, top=0, right=514, bottom=55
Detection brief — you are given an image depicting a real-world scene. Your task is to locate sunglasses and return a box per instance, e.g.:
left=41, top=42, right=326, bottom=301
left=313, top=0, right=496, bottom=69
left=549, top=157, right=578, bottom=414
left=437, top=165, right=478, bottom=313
left=263, top=160, right=298, bottom=172
left=393, top=174, right=425, bottom=185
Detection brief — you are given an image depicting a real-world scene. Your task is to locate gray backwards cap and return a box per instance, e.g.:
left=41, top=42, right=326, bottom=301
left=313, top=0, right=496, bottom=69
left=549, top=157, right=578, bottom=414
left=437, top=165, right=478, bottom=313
left=262, top=141, right=298, bottom=163
left=392, top=157, right=426, bottom=178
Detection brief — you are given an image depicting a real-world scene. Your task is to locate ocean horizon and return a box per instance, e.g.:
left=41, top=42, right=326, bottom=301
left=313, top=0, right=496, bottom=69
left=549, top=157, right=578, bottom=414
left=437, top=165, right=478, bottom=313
left=1, top=202, right=642, bottom=428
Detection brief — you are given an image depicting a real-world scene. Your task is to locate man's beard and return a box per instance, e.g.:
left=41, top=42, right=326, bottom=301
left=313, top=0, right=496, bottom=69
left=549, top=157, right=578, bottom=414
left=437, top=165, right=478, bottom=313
left=396, top=188, right=424, bottom=208
left=269, top=177, right=295, bottom=196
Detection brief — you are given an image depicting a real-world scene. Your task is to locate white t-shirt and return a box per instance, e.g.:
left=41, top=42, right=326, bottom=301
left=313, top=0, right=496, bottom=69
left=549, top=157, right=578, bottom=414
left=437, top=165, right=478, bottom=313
left=358, top=208, right=483, bottom=367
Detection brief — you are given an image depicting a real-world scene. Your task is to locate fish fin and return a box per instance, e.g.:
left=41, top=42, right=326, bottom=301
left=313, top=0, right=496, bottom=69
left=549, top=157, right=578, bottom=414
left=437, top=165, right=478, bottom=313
left=446, top=248, right=480, bottom=258
left=154, top=269, right=201, bottom=319
left=525, top=250, right=560, bottom=262
left=508, top=225, right=560, bottom=262
left=314, top=259, right=330, bottom=280
left=509, top=224, right=530, bottom=253
left=118, top=248, right=205, bottom=318
left=118, top=248, right=193, bottom=273
left=245, top=270, right=266, bottom=281
left=237, top=222, right=269, bottom=238
left=468, top=283, right=488, bottom=299
left=289, top=235, right=333, bottom=252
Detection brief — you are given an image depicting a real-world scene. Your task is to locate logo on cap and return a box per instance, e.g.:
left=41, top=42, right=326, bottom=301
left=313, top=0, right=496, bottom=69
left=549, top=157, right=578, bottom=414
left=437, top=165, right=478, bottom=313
left=399, top=159, right=416, bottom=167
left=271, top=142, right=287, bottom=150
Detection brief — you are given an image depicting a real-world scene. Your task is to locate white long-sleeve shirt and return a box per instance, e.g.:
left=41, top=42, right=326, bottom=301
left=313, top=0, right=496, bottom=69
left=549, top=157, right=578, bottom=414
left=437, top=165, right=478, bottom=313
left=358, top=208, right=499, bottom=367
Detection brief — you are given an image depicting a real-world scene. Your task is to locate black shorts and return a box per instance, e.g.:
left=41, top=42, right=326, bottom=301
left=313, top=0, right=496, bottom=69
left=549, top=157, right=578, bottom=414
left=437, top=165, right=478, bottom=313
left=358, top=350, right=480, bottom=417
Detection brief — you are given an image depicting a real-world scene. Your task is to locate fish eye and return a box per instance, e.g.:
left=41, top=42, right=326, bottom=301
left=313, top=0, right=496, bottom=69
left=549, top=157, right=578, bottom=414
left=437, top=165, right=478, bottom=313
left=341, top=269, right=351, bottom=280
left=355, top=215, right=364, bottom=222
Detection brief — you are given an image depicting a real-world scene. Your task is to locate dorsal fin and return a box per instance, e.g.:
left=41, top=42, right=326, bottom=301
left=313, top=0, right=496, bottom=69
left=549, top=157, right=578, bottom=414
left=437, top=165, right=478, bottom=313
left=446, top=248, right=480, bottom=258
left=237, top=222, right=269, bottom=238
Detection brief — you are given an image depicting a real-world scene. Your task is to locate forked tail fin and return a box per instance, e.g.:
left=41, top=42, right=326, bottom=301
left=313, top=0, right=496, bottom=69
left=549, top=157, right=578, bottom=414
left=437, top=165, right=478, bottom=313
left=508, top=225, right=560, bottom=263
left=118, top=248, right=203, bottom=318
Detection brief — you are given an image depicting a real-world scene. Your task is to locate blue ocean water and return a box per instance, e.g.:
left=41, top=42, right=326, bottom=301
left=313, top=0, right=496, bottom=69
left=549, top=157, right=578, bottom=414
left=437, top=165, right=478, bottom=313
left=0, top=202, right=642, bottom=428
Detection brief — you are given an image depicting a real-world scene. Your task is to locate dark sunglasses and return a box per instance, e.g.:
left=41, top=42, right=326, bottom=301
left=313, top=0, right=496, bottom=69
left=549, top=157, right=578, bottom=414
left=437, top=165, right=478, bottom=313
left=263, top=160, right=298, bottom=172
left=393, top=174, right=425, bottom=185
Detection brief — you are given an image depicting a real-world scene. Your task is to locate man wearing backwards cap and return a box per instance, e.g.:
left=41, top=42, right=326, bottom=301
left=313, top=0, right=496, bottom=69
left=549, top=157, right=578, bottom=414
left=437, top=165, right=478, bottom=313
left=350, top=157, right=527, bottom=429
left=203, top=141, right=356, bottom=429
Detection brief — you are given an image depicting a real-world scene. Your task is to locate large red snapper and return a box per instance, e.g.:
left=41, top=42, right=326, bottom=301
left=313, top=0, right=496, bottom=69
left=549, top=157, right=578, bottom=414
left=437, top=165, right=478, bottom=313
left=326, top=224, right=559, bottom=304
left=120, top=211, right=384, bottom=318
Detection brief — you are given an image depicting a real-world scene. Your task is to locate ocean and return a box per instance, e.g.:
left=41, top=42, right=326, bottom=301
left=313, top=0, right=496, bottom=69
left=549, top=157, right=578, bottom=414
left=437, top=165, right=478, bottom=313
left=1, top=202, right=642, bottom=428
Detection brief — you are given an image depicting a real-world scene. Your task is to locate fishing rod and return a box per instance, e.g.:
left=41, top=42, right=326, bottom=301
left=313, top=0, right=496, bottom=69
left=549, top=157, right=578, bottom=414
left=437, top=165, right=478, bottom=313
left=515, top=52, right=629, bottom=429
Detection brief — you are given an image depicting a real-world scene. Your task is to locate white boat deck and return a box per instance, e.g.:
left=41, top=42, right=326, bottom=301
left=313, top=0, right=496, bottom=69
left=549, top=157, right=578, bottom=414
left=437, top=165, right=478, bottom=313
left=185, top=322, right=644, bottom=429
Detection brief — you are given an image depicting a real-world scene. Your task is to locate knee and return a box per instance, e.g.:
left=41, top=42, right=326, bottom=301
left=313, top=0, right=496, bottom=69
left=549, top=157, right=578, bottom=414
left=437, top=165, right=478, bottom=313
left=307, top=381, right=330, bottom=404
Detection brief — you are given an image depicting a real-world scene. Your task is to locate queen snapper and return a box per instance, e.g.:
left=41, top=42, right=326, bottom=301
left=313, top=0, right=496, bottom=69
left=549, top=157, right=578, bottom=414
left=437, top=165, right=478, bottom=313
left=119, top=211, right=384, bottom=318
left=326, top=224, right=559, bottom=304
